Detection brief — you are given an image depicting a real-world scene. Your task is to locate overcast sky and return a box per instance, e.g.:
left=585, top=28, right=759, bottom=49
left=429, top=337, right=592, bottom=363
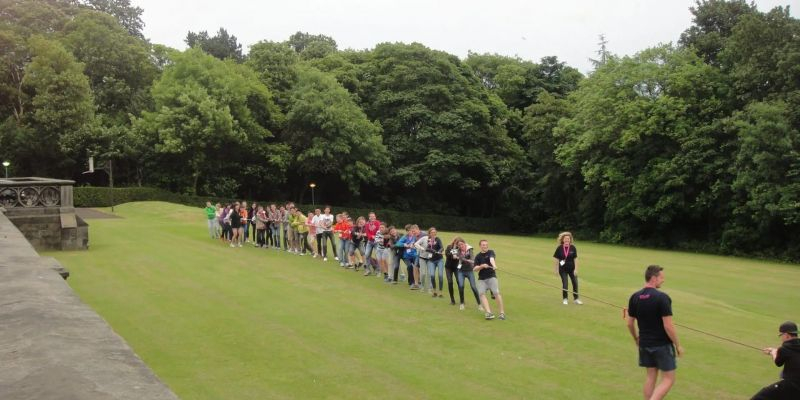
left=133, top=0, right=797, bottom=73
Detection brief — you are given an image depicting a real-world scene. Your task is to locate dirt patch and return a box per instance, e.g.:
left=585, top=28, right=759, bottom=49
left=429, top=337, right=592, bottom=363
left=76, top=208, right=123, bottom=219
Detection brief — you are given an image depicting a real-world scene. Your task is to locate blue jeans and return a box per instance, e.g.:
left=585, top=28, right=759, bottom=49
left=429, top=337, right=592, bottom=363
left=364, top=241, right=378, bottom=267
left=270, top=225, right=280, bottom=247
left=425, top=258, right=444, bottom=291
left=402, top=257, right=415, bottom=285
left=456, top=269, right=480, bottom=305
left=207, top=219, right=216, bottom=238
left=338, top=239, right=350, bottom=264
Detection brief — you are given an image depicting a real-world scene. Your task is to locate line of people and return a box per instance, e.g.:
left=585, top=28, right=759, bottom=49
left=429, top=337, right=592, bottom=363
left=204, top=201, right=506, bottom=320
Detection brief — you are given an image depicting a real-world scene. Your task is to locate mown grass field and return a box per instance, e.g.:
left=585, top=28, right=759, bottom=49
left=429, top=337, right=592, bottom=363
left=46, top=202, right=799, bottom=399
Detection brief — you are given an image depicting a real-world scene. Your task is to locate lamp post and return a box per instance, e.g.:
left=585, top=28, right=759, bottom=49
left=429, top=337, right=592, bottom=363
left=2, top=161, right=9, bottom=179
left=309, top=182, right=316, bottom=207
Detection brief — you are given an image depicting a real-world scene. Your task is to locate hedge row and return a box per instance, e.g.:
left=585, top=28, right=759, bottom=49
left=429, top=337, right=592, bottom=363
left=73, top=187, right=511, bottom=234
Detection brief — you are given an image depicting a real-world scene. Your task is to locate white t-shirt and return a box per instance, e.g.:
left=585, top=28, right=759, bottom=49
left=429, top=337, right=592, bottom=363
left=318, top=214, right=334, bottom=232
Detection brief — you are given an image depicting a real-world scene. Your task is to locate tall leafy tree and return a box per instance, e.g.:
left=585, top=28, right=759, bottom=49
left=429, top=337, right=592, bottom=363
left=679, top=0, right=756, bottom=65
left=73, top=0, right=145, bottom=38
left=134, top=48, right=286, bottom=194
left=16, top=35, right=94, bottom=177
left=285, top=66, right=387, bottom=194
left=358, top=43, right=523, bottom=215
left=246, top=40, right=299, bottom=110
left=555, top=45, right=732, bottom=244
left=185, top=28, right=244, bottom=62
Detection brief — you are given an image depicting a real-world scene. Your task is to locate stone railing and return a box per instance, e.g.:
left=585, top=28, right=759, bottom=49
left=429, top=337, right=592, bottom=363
left=0, top=177, right=75, bottom=209
left=0, top=177, right=86, bottom=251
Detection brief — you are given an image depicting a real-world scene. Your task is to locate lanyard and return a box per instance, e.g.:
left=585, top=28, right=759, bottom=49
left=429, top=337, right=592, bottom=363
left=563, top=245, right=570, bottom=259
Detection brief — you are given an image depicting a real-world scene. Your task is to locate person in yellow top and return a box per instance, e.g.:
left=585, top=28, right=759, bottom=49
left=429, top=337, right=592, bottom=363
left=291, top=209, right=309, bottom=255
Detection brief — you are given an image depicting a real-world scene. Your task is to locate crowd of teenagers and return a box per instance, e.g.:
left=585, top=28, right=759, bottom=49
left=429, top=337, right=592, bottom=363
left=203, top=201, right=799, bottom=400
left=204, top=201, right=507, bottom=320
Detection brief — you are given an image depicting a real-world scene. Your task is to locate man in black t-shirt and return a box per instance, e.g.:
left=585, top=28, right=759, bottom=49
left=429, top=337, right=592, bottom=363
left=627, top=265, right=684, bottom=400
left=474, top=240, right=505, bottom=320
left=751, top=321, right=800, bottom=400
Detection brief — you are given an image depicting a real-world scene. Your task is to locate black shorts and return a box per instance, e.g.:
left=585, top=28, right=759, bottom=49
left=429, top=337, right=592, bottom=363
left=638, top=344, right=676, bottom=371
left=751, top=380, right=800, bottom=400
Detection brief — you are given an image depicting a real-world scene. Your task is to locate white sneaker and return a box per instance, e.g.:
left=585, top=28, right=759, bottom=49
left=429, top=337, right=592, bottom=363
left=574, top=299, right=583, bottom=305
left=562, top=299, right=568, bottom=305
left=459, top=304, right=465, bottom=311
left=229, top=243, right=235, bottom=248
left=312, top=254, right=317, bottom=258
left=323, top=257, right=328, bottom=262
left=334, top=256, right=339, bottom=261
left=238, top=243, right=242, bottom=248
left=478, top=305, right=484, bottom=312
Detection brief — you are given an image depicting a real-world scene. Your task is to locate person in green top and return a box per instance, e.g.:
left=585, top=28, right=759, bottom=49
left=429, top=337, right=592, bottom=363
left=292, top=209, right=310, bottom=255
left=204, top=202, right=217, bottom=239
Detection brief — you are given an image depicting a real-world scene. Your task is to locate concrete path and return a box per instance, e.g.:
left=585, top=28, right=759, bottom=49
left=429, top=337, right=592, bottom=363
left=0, top=211, right=178, bottom=400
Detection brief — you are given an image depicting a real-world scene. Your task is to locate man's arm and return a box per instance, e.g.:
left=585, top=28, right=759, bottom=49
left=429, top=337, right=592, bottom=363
left=627, top=313, right=639, bottom=346
left=662, top=316, right=684, bottom=356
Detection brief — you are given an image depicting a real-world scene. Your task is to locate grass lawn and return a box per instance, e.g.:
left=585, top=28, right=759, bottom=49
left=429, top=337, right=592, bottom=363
left=46, top=201, right=799, bottom=399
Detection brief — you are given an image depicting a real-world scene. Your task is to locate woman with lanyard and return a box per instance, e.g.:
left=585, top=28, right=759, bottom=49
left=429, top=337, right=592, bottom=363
left=415, top=227, right=444, bottom=297
left=553, top=231, right=582, bottom=305
left=454, top=239, right=481, bottom=311
left=444, top=236, right=463, bottom=305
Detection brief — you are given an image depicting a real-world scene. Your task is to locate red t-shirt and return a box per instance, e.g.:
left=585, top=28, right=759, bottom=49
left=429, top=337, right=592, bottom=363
left=364, top=220, right=381, bottom=240
left=337, top=222, right=353, bottom=240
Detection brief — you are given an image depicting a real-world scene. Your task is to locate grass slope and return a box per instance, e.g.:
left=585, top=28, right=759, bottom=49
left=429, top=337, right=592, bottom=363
left=47, top=202, right=799, bottom=399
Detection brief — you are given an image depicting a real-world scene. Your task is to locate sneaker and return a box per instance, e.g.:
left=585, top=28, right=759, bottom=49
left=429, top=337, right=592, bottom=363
left=229, top=243, right=235, bottom=248
left=450, top=301, right=456, bottom=305
left=499, top=313, right=506, bottom=320
left=438, top=294, right=444, bottom=298
left=323, top=257, right=328, bottom=262
left=478, top=305, right=485, bottom=312
left=562, top=299, right=568, bottom=305
left=410, top=285, right=420, bottom=290
left=312, top=254, right=317, bottom=258
left=431, top=292, right=437, bottom=298
left=485, top=312, right=495, bottom=320
left=334, top=256, right=339, bottom=261
left=238, top=244, right=242, bottom=248
left=459, top=304, right=465, bottom=311
left=574, top=299, right=583, bottom=305
left=363, top=271, right=371, bottom=276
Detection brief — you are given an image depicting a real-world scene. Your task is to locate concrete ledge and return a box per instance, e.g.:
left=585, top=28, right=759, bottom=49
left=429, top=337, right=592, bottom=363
left=0, top=211, right=178, bottom=400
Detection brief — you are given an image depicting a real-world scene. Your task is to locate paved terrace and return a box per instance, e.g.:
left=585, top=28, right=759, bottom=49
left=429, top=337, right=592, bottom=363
left=0, top=209, right=178, bottom=400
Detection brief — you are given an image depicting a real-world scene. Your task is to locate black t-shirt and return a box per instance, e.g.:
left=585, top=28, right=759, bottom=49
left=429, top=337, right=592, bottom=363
left=425, top=237, right=443, bottom=261
left=553, top=244, right=577, bottom=270
left=351, top=225, right=364, bottom=245
left=777, top=338, right=800, bottom=382
left=444, top=244, right=459, bottom=270
left=475, top=250, right=497, bottom=280
left=230, top=211, right=242, bottom=228
left=627, top=287, right=673, bottom=347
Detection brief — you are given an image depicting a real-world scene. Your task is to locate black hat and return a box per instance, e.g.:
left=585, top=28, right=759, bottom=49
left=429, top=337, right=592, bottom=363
left=779, top=321, right=798, bottom=335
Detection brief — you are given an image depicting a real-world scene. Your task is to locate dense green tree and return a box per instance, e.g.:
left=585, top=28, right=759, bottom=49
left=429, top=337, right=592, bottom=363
left=246, top=40, right=299, bottom=110
left=358, top=43, right=523, bottom=214
left=16, top=35, right=94, bottom=177
left=679, top=0, right=756, bottom=65
left=555, top=45, right=732, bottom=244
left=73, top=0, right=145, bottom=38
left=61, top=11, right=156, bottom=120
left=185, top=28, right=243, bottom=62
left=286, top=31, right=337, bottom=54
left=718, top=6, right=800, bottom=102
left=284, top=66, right=387, bottom=194
left=134, top=49, right=286, bottom=194
left=723, top=100, right=800, bottom=257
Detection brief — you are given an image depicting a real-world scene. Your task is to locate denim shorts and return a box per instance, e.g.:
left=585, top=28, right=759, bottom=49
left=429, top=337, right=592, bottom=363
left=638, top=344, right=676, bottom=371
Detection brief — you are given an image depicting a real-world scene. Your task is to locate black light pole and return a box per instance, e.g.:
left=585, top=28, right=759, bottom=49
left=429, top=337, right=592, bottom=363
left=309, top=182, right=316, bottom=207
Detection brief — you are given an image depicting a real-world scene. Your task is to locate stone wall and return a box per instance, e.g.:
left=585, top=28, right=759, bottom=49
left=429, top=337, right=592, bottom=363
left=0, top=210, right=179, bottom=400
left=0, top=177, right=89, bottom=250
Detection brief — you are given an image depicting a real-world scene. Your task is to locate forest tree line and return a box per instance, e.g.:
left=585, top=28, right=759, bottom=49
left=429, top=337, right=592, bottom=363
left=1, top=0, right=798, bottom=260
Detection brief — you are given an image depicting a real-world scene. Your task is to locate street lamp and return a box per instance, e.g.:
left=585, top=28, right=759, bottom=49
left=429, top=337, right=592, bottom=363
left=309, top=182, right=316, bottom=207
left=2, top=161, right=9, bottom=179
